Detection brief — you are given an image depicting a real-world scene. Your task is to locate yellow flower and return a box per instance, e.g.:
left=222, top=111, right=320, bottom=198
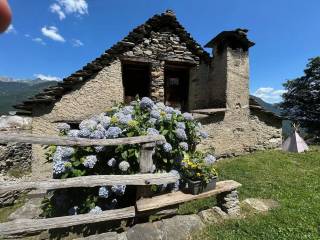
left=111, top=116, right=118, bottom=124
left=128, top=120, right=138, bottom=127
left=196, top=173, right=201, bottom=177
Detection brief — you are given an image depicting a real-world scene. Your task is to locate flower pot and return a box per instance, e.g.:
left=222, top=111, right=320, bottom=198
left=182, top=176, right=217, bottom=195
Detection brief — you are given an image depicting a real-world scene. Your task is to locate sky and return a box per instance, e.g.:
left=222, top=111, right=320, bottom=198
left=1, top=0, right=320, bottom=103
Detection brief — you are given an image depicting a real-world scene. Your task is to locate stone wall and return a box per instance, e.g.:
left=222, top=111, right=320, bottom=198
left=0, top=142, right=31, bottom=176
left=122, top=30, right=202, bottom=103
left=197, top=111, right=282, bottom=157
left=0, top=116, right=32, bottom=177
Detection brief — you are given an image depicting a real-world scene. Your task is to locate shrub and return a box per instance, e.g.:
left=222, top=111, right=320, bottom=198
left=42, top=97, right=215, bottom=217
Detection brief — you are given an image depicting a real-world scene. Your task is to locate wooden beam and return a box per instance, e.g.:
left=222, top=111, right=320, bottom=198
left=0, top=133, right=165, bottom=146
left=136, top=180, right=242, bottom=212
left=137, top=143, right=156, bottom=199
left=191, top=108, right=227, bottom=115
left=0, top=206, right=135, bottom=236
left=0, top=173, right=180, bottom=192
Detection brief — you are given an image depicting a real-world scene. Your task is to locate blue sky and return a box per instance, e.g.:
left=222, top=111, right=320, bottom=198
left=1, top=0, right=320, bottom=103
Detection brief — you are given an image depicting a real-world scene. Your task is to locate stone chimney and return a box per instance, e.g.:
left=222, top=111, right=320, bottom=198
left=205, top=29, right=255, bottom=119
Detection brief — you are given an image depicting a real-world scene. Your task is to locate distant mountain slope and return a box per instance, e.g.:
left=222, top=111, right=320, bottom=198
left=0, top=77, right=57, bottom=114
left=250, top=95, right=282, bottom=116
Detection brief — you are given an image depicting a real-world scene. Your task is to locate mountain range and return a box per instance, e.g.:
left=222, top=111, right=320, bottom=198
left=0, top=77, right=57, bottom=114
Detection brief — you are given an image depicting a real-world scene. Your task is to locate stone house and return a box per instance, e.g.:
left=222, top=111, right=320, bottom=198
left=15, top=10, right=282, bottom=179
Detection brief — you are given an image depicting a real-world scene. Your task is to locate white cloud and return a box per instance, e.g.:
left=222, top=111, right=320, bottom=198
left=24, top=34, right=31, bottom=38
left=5, top=24, right=17, bottom=34
left=50, top=0, right=88, bottom=20
left=34, top=74, right=61, bottom=81
left=41, top=26, right=65, bottom=42
left=32, top=37, right=46, bottom=45
left=71, top=39, right=84, bottom=47
left=50, top=3, right=66, bottom=20
left=253, top=87, right=286, bottom=103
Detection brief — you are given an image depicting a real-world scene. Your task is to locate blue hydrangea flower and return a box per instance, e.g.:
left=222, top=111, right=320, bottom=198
left=83, top=155, right=97, bottom=168
left=67, top=129, right=79, bottom=137
left=52, top=150, right=63, bottom=162
left=122, top=106, right=134, bottom=115
left=96, top=124, right=107, bottom=133
left=90, top=130, right=105, bottom=139
left=176, top=122, right=186, bottom=130
left=147, top=128, right=159, bottom=136
left=150, top=109, right=161, bottom=119
left=163, top=142, right=173, bottom=152
left=94, top=146, right=105, bottom=153
left=99, top=116, right=111, bottom=129
left=54, top=146, right=75, bottom=160
left=164, top=113, right=172, bottom=121
left=89, top=206, right=103, bottom=214
left=53, top=160, right=66, bottom=174
left=116, top=113, right=132, bottom=125
left=183, top=112, right=193, bottom=121
left=165, top=106, right=174, bottom=114
left=79, top=119, right=97, bottom=131
left=78, top=128, right=91, bottom=138
left=204, top=154, right=216, bottom=165
left=119, top=161, right=130, bottom=172
left=105, top=127, right=122, bottom=138
left=155, top=102, right=165, bottom=110
left=107, top=158, right=116, bottom=167
left=179, top=142, right=189, bottom=151
left=98, top=186, right=109, bottom=199
left=57, top=123, right=70, bottom=132
left=173, top=109, right=181, bottom=115
left=111, top=185, right=126, bottom=196
left=140, top=97, right=154, bottom=110
left=175, top=128, right=187, bottom=140
left=148, top=118, right=157, bottom=125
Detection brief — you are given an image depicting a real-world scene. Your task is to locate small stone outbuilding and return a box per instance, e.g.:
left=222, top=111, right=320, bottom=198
left=15, top=10, right=282, bottom=179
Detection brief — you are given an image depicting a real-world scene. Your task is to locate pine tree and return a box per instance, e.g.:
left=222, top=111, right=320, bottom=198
left=281, top=57, right=320, bottom=139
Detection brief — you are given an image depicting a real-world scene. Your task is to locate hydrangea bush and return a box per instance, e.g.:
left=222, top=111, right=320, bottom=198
left=42, top=97, right=216, bottom=217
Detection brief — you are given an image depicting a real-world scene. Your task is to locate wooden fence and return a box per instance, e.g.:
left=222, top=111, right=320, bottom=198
left=0, top=133, right=241, bottom=237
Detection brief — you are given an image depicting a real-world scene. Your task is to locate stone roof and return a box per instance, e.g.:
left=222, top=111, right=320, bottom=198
left=15, top=10, right=210, bottom=114
left=205, top=28, right=255, bottom=51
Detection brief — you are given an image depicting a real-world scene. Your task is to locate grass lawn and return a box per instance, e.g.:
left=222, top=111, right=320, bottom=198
left=188, top=147, right=320, bottom=240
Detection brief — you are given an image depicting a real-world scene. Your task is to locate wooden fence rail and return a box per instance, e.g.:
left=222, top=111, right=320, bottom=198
left=0, top=207, right=136, bottom=236
left=0, top=133, right=165, bottom=146
left=0, top=173, right=179, bottom=191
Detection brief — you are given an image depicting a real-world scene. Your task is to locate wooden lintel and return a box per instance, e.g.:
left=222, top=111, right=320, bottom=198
left=191, top=108, right=227, bottom=115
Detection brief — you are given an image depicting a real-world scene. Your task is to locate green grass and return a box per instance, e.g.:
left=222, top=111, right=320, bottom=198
left=0, top=194, right=26, bottom=223
left=189, top=147, right=320, bottom=240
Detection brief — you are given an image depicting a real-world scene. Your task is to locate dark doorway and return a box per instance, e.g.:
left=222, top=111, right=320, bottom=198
left=164, top=65, right=190, bottom=111
left=122, top=62, right=151, bottom=103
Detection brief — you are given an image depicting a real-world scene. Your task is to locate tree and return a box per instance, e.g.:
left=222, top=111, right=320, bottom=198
left=281, top=57, right=320, bottom=139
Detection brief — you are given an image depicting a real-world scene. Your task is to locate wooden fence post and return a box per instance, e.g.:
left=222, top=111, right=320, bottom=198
left=136, top=142, right=155, bottom=199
